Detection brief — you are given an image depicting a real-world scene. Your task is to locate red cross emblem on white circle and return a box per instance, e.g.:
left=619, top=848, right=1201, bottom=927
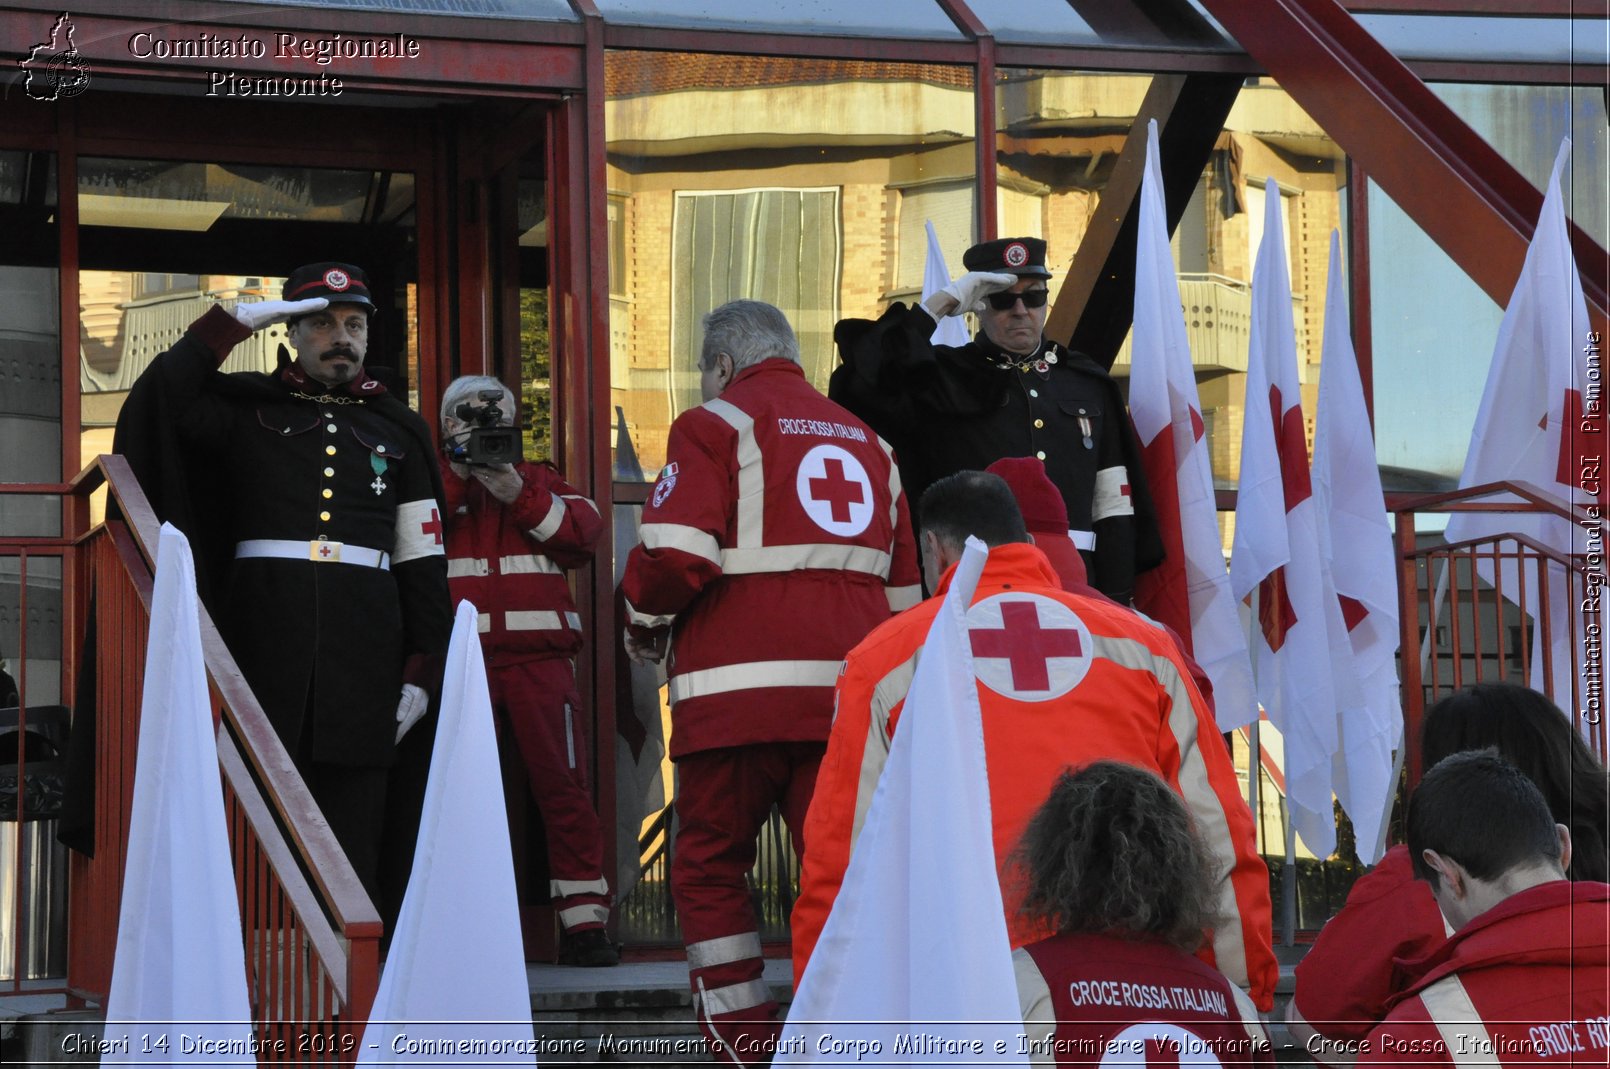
left=795, top=444, right=874, bottom=537
left=965, top=593, right=1092, bottom=701
left=1004, top=241, right=1028, bottom=268
left=324, top=268, right=351, bottom=291
left=1099, top=1023, right=1223, bottom=1069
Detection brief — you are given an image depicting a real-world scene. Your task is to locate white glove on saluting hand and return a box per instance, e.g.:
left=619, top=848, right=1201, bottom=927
left=395, top=683, right=429, bottom=742
left=232, top=297, right=329, bottom=332
left=931, top=271, right=1017, bottom=317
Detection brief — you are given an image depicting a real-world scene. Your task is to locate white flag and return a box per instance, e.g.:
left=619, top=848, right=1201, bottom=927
left=359, top=601, right=536, bottom=1065
left=1443, top=139, right=1597, bottom=711
left=922, top=219, right=970, bottom=348
left=1129, top=118, right=1259, bottom=730
left=1312, top=231, right=1400, bottom=865
left=1230, top=178, right=1342, bottom=858
left=778, top=539, right=1028, bottom=1067
left=104, top=523, right=253, bottom=1064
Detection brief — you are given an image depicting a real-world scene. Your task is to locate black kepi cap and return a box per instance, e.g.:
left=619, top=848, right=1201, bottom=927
left=962, top=237, right=1052, bottom=279
left=282, top=262, right=376, bottom=312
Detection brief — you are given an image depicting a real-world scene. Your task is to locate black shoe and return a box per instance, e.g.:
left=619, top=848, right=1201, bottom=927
left=559, top=928, right=621, bottom=967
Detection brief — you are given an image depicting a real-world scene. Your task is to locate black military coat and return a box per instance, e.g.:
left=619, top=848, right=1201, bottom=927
left=116, top=307, right=452, bottom=767
left=831, top=301, right=1162, bottom=602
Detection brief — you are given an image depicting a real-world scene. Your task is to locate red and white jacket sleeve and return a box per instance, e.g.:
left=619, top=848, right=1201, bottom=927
left=621, top=413, right=730, bottom=635
left=510, top=461, right=603, bottom=568
left=883, top=469, right=922, bottom=613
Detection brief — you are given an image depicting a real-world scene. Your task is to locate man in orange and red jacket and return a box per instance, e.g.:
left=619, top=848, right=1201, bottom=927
left=622, top=300, right=920, bottom=1064
left=438, top=375, right=616, bottom=965
left=792, top=470, right=1277, bottom=1011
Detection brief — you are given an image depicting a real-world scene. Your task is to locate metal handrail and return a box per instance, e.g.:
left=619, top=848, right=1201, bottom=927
left=1392, top=479, right=1604, bottom=786
left=66, top=455, right=379, bottom=1051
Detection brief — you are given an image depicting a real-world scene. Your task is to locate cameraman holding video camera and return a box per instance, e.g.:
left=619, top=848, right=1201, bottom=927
left=437, top=375, right=617, bottom=965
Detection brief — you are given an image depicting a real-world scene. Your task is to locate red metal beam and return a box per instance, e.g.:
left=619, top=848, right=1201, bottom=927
left=1197, top=0, right=1609, bottom=340
left=935, top=0, right=997, bottom=244
left=1342, top=0, right=1586, bottom=14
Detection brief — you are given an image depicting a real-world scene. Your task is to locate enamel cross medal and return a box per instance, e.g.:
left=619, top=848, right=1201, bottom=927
left=370, top=453, right=389, bottom=495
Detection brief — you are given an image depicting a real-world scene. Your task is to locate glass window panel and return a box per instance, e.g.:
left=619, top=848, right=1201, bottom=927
left=971, top=0, right=1236, bottom=50
left=242, top=0, right=577, bottom=20
left=1432, top=82, right=1608, bottom=249
left=608, top=50, right=975, bottom=482
left=1358, top=15, right=1609, bottom=66
left=78, top=158, right=414, bottom=227
left=0, top=149, right=61, bottom=538
left=1371, top=83, right=1608, bottom=489
left=594, top=0, right=962, bottom=39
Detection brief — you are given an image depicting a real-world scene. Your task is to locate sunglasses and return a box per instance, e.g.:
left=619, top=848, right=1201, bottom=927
left=986, top=288, right=1049, bottom=311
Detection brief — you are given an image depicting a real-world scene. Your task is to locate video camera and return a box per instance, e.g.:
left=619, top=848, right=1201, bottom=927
left=445, top=389, right=523, bottom=467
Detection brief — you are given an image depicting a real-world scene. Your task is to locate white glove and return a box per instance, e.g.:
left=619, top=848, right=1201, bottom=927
left=395, top=683, right=429, bottom=742
left=232, top=297, right=329, bottom=332
left=471, top=463, right=524, bottom=504
left=933, top=271, right=1016, bottom=317
left=624, top=628, right=666, bottom=666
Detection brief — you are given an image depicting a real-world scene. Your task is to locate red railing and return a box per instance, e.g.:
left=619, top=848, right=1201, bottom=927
left=65, top=456, right=379, bottom=1056
left=1394, top=480, right=1605, bottom=784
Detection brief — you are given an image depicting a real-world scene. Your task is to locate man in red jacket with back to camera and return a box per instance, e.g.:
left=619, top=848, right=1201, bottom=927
left=622, top=300, right=920, bottom=1065
left=438, top=374, right=616, bottom=966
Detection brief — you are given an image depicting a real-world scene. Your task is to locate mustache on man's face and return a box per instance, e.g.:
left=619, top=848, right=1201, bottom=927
left=321, top=347, right=357, bottom=361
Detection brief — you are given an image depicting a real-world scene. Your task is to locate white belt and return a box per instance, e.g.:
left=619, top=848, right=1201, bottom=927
left=235, top=539, right=391, bottom=570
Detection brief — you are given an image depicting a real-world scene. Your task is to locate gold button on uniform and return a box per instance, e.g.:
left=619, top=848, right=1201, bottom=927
left=1034, top=419, right=1044, bottom=429
left=323, top=467, right=335, bottom=477
left=326, top=445, right=336, bottom=456
left=322, top=489, right=333, bottom=499
left=320, top=511, right=331, bottom=521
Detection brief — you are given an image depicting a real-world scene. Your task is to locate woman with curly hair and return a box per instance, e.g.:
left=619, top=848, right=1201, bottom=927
left=1290, top=682, right=1609, bottom=1064
left=1013, top=761, right=1273, bottom=1068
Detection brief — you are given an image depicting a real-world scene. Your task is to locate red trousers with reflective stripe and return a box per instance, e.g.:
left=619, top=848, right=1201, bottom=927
left=673, top=742, right=823, bottom=1064
left=489, top=657, right=609, bottom=931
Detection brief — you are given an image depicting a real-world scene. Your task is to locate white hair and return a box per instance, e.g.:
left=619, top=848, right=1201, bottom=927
left=440, top=375, right=516, bottom=427
left=699, top=300, right=800, bottom=372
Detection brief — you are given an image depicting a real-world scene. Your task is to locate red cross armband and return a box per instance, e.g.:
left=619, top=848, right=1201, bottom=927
left=395, top=498, right=447, bottom=564
left=1092, top=465, right=1135, bottom=523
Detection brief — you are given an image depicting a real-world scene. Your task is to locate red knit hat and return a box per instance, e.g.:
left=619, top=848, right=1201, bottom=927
left=985, top=457, right=1067, bottom=533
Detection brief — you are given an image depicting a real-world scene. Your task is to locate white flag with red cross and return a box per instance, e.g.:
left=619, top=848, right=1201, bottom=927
left=780, top=539, right=1028, bottom=1066
left=1230, top=177, right=1343, bottom=858
left=1129, top=118, right=1258, bottom=731
left=1312, top=230, right=1400, bottom=865
left=1443, top=139, right=1599, bottom=716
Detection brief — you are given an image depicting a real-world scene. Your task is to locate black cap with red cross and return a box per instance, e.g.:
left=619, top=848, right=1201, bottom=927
left=962, top=237, right=1052, bottom=279
left=282, top=262, right=376, bottom=313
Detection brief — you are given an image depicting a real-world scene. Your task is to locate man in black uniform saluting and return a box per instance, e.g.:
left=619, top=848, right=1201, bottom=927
left=116, top=263, right=452, bottom=911
left=830, top=237, right=1161, bottom=603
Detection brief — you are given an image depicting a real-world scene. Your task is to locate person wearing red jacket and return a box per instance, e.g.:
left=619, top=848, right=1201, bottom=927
left=621, top=300, right=920, bottom=1065
left=438, top=375, right=615, bottom=966
left=1013, top=762, right=1273, bottom=1069
left=1360, top=750, right=1609, bottom=1067
left=793, top=471, right=1276, bottom=1011
left=1290, top=684, right=1609, bottom=1064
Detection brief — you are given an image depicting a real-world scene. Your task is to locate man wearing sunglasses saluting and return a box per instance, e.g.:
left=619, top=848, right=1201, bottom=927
left=831, top=237, right=1160, bottom=604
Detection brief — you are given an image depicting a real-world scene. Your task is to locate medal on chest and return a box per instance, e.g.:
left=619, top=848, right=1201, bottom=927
left=370, top=452, right=389, bottom=495
left=1078, top=415, right=1094, bottom=450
